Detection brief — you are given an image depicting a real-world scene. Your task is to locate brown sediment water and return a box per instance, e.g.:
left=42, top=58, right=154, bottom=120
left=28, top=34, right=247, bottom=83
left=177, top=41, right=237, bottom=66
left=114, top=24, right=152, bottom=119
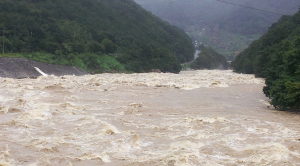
left=0, top=70, right=299, bottom=166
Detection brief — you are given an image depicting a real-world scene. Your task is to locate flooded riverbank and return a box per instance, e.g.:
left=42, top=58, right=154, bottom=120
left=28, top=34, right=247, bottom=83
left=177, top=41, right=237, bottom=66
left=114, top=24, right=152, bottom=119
left=0, top=70, right=299, bottom=166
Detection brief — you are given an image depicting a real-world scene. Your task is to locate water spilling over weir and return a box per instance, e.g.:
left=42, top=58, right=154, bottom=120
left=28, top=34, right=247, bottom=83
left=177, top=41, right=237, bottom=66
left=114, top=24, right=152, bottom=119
left=0, top=70, right=299, bottom=166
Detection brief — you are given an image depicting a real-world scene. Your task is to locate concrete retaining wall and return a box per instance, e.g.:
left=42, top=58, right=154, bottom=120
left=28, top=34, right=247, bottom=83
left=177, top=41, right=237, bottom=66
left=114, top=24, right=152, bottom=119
left=0, top=57, right=88, bottom=78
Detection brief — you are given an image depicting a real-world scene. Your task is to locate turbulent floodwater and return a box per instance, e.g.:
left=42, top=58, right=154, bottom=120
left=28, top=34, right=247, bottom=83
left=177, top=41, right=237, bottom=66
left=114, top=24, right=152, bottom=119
left=0, top=70, right=300, bottom=166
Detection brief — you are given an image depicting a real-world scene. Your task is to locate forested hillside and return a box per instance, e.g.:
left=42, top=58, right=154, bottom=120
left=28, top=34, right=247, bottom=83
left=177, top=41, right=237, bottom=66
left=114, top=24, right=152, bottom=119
left=0, top=0, right=194, bottom=73
left=134, top=0, right=300, bottom=59
left=231, top=10, right=300, bottom=110
left=190, top=45, right=228, bottom=70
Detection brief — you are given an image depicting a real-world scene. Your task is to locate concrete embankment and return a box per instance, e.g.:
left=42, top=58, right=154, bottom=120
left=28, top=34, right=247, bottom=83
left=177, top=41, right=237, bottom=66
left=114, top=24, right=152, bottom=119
left=0, top=57, right=88, bottom=78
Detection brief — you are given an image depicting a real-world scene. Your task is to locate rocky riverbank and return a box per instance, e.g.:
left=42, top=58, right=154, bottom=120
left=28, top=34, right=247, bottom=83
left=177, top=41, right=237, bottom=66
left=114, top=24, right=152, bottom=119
left=0, top=57, right=88, bottom=78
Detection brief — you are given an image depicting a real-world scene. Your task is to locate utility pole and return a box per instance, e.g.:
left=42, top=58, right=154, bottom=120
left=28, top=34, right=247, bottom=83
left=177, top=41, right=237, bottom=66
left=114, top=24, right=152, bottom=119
left=2, top=28, right=4, bottom=54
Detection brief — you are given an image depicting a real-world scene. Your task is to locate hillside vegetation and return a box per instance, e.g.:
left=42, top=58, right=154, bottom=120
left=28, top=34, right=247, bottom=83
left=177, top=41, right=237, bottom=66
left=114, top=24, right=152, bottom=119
left=0, top=0, right=194, bottom=73
left=231, top=10, right=300, bottom=110
left=134, top=0, right=300, bottom=59
left=190, top=45, right=229, bottom=70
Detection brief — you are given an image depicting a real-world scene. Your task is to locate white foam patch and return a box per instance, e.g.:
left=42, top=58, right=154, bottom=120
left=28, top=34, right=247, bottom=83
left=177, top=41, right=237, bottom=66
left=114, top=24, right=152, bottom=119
left=0, top=70, right=298, bottom=166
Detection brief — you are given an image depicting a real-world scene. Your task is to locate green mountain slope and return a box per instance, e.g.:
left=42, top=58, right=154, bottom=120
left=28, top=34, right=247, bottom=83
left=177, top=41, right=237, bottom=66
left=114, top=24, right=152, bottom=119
left=134, top=0, right=300, bottom=59
left=190, top=45, right=229, bottom=70
left=231, top=10, right=300, bottom=110
left=0, top=0, right=194, bottom=73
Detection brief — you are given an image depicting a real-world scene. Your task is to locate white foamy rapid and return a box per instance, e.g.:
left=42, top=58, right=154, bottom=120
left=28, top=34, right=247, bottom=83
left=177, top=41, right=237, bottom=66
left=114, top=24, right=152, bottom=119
left=0, top=70, right=299, bottom=166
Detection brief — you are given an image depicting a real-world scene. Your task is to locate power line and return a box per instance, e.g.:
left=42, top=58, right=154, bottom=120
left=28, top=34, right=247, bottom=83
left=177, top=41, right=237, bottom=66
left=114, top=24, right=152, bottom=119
left=2, top=28, right=4, bottom=54
left=216, top=0, right=286, bottom=15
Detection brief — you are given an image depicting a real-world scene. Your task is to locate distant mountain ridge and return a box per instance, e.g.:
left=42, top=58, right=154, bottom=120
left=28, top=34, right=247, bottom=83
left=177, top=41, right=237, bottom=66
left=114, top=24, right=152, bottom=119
left=0, top=0, right=195, bottom=73
left=134, top=0, right=300, bottom=59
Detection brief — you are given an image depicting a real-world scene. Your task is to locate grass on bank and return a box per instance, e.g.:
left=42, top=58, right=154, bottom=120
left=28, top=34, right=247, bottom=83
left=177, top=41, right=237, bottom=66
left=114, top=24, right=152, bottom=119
left=181, top=64, right=190, bottom=71
left=0, top=52, right=125, bottom=73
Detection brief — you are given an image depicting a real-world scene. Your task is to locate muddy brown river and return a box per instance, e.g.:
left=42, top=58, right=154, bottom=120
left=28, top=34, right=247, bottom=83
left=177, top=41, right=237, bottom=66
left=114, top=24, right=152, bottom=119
left=0, top=70, right=299, bottom=166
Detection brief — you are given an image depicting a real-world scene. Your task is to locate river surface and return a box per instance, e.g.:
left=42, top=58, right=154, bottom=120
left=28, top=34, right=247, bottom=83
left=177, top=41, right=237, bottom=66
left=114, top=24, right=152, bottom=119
left=0, top=70, right=300, bottom=166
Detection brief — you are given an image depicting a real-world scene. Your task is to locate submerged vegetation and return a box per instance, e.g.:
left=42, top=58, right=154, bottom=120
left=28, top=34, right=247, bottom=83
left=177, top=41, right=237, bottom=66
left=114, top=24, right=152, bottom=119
left=0, top=0, right=194, bottom=73
left=232, top=10, right=300, bottom=110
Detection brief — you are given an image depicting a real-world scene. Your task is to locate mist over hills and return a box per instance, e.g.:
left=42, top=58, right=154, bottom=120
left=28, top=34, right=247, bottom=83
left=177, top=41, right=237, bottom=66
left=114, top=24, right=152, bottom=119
left=134, top=0, right=300, bottom=59
left=0, top=0, right=195, bottom=73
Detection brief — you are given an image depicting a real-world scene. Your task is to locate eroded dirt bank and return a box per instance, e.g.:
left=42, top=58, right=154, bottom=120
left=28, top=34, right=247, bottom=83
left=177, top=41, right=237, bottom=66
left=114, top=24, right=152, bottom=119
left=0, top=70, right=299, bottom=166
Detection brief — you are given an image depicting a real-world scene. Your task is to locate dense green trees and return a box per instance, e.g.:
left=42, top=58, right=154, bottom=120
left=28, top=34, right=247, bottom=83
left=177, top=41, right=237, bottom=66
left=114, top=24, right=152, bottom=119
left=263, top=38, right=300, bottom=110
left=231, top=13, right=300, bottom=77
left=190, top=45, right=229, bottom=70
left=0, top=0, right=194, bottom=73
left=232, top=10, right=300, bottom=110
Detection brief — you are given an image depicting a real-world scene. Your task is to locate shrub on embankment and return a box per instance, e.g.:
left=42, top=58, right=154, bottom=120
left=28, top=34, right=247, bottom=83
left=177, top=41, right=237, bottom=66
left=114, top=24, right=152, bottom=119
left=231, top=10, right=300, bottom=110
